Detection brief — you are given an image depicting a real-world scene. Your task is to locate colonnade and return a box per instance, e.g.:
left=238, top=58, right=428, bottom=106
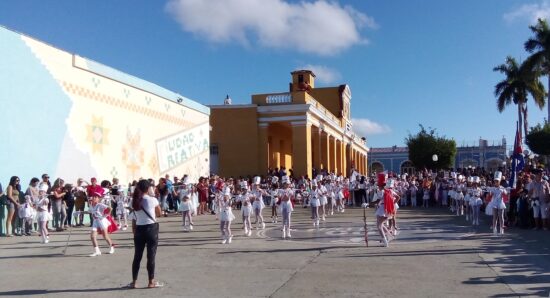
left=258, top=122, right=368, bottom=178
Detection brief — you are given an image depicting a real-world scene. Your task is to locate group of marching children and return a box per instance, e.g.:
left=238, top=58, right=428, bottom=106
left=446, top=171, right=506, bottom=234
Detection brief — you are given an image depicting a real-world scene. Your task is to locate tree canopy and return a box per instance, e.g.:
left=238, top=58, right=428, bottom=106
left=405, top=125, right=457, bottom=170
left=526, top=122, right=550, bottom=155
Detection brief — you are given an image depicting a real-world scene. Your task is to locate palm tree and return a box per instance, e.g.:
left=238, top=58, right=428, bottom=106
left=524, top=18, right=550, bottom=123
left=493, top=56, right=546, bottom=138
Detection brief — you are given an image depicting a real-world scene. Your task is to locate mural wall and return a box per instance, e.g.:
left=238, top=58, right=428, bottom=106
left=0, top=26, right=210, bottom=185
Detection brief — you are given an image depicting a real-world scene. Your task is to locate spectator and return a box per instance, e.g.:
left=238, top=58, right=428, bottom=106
left=51, top=178, right=67, bottom=231
left=6, top=176, right=21, bottom=236
left=129, top=179, right=162, bottom=289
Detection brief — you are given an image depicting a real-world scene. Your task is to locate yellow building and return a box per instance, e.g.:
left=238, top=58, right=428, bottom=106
left=210, top=70, right=368, bottom=178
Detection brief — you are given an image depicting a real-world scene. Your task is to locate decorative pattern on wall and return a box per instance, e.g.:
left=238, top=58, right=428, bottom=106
left=60, top=81, right=193, bottom=127
left=86, top=116, right=110, bottom=154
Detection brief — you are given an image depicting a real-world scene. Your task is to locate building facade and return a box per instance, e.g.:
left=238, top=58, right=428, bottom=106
left=0, top=26, right=210, bottom=185
left=368, top=139, right=508, bottom=174
left=210, top=70, right=368, bottom=178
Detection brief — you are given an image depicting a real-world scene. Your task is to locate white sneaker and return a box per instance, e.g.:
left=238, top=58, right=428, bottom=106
left=330, top=211, right=334, bottom=216
left=383, top=237, right=389, bottom=247
left=282, top=229, right=286, bottom=239
left=313, top=221, right=316, bottom=227
left=316, top=220, right=319, bottom=226
left=122, top=227, right=127, bottom=231
left=89, top=248, right=101, bottom=257
left=493, top=228, right=498, bottom=235
left=261, top=222, right=265, bottom=229
left=287, top=231, right=292, bottom=238
left=189, top=225, right=194, bottom=230
left=247, top=230, right=252, bottom=237
left=244, top=228, right=249, bottom=236
left=221, top=237, right=227, bottom=244
left=44, top=239, right=49, bottom=244
left=228, top=235, right=233, bottom=244
left=109, top=246, right=115, bottom=254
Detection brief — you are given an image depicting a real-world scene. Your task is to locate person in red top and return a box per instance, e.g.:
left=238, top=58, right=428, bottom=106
left=86, top=178, right=104, bottom=227
left=196, top=177, right=209, bottom=215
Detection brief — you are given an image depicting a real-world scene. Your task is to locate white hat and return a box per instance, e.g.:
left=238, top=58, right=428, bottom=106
left=271, top=176, right=279, bottom=184
left=494, top=171, right=502, bottom=181
left=183, top=177, right=190, bottom=184
left=316, top=175, right=323, bottom=181
left=451, top=172, right=457, bottom=179
left=282, top=175, right=290, bottom=184
left=458, top=175, right=464, bottom=181
left=253, top=176, right=261, bottom=185
left=386, top=178, right=395, bottom=189
left=473, top=176, right=480, bottom=183
left=467, top=176, right=473, bottom=183
left=312, top=180, right=318, bottom=187
left=223, top=188, right=231, bottom=196
left=240, top=181, right=248, bottom=188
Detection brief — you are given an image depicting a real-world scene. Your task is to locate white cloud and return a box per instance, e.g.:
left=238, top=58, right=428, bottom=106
left=296, top=64, right=341, bottom=84
left=165, top=0, right=376, bottom=56
left=504, top=1, right=550, bottom=23
left=351, top=118, right=391, bottom=136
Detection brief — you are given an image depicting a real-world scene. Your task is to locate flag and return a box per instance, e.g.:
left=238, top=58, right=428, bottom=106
left=509, top=123, right=525, bottom=189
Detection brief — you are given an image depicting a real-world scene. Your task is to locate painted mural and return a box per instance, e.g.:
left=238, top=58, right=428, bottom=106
left=0, top=26, right=210, bottom=185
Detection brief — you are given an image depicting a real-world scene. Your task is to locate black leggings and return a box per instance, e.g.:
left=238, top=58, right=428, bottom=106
left=132, top=224, right=159, bottom=281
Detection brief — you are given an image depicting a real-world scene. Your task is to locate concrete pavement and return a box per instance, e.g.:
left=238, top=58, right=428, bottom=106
left=0, top=206, right=549, bottom=297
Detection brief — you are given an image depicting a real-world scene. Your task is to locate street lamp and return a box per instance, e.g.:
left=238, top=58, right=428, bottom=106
left=432, top=154, right=438, bottom=162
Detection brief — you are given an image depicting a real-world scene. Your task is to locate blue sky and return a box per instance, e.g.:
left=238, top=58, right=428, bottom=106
left=1, top=0, right=549, bottom=149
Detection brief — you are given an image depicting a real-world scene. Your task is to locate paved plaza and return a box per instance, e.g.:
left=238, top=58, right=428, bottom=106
left=0, top=207, right=549, bottom=297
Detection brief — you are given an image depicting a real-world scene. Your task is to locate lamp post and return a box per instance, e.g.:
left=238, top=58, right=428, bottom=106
left=432, top=154, right=438, bottom=175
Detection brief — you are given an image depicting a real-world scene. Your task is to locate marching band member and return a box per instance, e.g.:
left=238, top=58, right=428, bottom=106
left=220, top=190, right=235, bottom=244
left=471, top=177, right=483, bottom=226
left=489, top=171, right=507, bottom=235
left=279, top=176, right=294, bottom=239
left=239, top=182, right=253, bottom=237
left=36, top=185, right=51, bottom=244
left=318, top=176, right=328, bottom=221
left=87, top=192, right=115, bottom=257
left=310, top=180, right=321, bottom=226
left=116, top=194, right=129, bottom=231
left=270, top=177, right=280, bottom=223
left=374, top=172, right=396, bottom=247
left=250, top=176, right=267, bottom=230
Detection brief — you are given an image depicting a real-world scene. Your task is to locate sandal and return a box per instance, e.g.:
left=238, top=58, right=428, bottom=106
left=147, top=281, right=164, bottom=288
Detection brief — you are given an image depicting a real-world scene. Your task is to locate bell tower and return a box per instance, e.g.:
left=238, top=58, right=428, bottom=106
left=290, top=70, right=316, bottom=92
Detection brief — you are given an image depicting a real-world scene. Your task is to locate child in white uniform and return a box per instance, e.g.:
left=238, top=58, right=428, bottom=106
left=239, top=186, right=253, bottom=237
left=115, top=195, right=129, bottom=231
left=35, top=187, right=51, bottom=244
left=220, top=194, right=235, bottom=244
left=251, top=177, right=266, bottom=230
left=489, top=171, right=507, bottom=235
left=279, top=177, right=294, bottom=239
left=309, top=182, right=321, bottom=226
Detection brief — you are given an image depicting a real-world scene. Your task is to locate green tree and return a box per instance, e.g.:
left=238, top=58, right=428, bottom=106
left=493, top=56, right=546, bottom=139
left=405, top=125, right=457, bottom=170
left=525, top=18, right=550, bottom=123
left=526, top=122, right=550, bottom=155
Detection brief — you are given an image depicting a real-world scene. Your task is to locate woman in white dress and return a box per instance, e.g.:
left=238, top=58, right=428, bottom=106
left=490, top=171, right=507, bottom=235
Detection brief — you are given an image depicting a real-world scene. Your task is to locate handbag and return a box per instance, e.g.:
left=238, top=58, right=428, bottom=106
left=141, top=205, right=160, bottom=235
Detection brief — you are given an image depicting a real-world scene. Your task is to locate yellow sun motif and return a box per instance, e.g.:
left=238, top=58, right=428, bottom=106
left=86, top=116, right=110, bottom=154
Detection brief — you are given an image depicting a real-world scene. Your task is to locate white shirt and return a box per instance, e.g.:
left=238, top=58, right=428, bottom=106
left=135, top=195, right=159, bottom=225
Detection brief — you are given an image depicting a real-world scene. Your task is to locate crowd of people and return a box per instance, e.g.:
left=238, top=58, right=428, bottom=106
left=1, top=166, right=549, bottom=248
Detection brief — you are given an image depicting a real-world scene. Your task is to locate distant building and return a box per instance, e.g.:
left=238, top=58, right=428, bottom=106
left=368, top=138, right=508, bottom=174
left=209, top=70, right=369, bottom=178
